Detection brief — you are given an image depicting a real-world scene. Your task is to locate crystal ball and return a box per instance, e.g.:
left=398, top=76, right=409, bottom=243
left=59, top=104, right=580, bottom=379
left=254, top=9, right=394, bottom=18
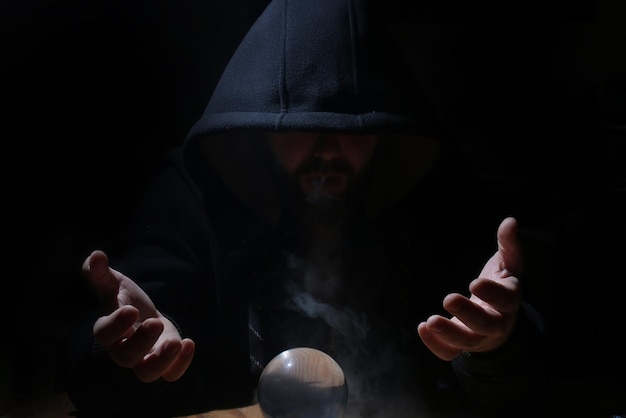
left=257, top=347, right=348, bottom=418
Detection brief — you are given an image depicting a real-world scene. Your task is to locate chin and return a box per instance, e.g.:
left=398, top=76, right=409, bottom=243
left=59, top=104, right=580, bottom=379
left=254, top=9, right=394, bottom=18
left=302, top=193, right=351, bottom=225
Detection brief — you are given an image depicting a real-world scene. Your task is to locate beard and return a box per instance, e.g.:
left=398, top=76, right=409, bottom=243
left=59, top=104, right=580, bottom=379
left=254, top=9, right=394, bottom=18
left=302, top=191, right=349, bottom=225
left=274, top=157, right=372, bottom=227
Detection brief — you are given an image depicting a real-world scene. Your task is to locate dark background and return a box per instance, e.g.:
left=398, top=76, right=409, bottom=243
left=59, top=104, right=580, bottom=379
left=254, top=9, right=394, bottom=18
left=1, top=0, right=624, bottom=416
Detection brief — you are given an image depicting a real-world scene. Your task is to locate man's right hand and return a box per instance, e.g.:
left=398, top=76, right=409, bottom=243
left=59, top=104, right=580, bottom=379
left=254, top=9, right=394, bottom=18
left=83, top=250, right=195, bottom=382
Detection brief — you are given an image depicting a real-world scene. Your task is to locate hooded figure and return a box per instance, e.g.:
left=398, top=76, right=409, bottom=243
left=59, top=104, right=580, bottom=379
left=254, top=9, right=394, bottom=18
left=65, top=0, right=546, bottom=417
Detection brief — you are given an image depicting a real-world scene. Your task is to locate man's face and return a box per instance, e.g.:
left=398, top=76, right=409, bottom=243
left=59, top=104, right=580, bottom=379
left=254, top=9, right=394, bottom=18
left=267, top=132, right=379, bottom=202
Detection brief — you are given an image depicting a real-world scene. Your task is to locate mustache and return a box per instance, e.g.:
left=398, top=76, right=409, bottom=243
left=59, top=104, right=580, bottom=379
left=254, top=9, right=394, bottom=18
left=294, top=157, right=354, bottom=178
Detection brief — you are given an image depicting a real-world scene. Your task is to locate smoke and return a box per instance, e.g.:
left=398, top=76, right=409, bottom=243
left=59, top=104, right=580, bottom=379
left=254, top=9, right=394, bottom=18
left=279, top=251, right=433, bottom=418
left=284, top=280, right=370, bottom=342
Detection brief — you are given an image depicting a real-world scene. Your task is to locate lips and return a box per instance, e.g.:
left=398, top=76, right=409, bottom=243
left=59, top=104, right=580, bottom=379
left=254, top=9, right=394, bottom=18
left=300, top=173, right=347, bottom=195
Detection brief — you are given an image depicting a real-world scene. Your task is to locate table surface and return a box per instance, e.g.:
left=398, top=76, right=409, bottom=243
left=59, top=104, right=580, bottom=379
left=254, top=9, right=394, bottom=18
left=179, top=404, right=263, bottom=418
left=2, top=379, right=624, bottom=418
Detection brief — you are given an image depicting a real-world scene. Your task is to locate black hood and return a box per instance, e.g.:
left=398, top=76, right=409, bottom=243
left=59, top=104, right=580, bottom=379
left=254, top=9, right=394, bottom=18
left=181, top=0, right=443, bottom=225
left=184, top=0, right=437, bottom=142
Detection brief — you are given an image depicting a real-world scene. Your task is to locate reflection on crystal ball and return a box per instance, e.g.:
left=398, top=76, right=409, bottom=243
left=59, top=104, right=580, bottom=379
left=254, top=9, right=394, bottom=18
left=257, top=347, right=348, bottom=418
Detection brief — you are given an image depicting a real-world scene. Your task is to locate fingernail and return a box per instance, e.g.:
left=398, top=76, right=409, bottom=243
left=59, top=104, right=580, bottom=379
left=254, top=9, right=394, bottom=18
left=428, top=323, right=443, bottom=333
left=142, top=321, right=161, bottom=336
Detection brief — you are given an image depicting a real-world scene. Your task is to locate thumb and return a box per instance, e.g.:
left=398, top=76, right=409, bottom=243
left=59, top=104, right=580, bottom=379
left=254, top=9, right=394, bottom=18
left=497, top=217, right=523, bottom=276
left=82, top=250, right=120, bottom=312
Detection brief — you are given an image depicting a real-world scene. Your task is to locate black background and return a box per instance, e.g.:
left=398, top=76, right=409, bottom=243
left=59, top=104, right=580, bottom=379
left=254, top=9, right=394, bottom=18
left=1, top=0, right=624, bottom=416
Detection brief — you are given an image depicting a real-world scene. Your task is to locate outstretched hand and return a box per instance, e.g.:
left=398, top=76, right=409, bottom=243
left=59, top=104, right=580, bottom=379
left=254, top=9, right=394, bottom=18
left=417, top=217, right=524, bottom=361
left=83, top=250, right=195, bottom=382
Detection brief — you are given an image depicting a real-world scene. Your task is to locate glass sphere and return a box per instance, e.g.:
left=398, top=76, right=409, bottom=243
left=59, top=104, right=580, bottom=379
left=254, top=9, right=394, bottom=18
left=257, top=347, right=348, bottom=418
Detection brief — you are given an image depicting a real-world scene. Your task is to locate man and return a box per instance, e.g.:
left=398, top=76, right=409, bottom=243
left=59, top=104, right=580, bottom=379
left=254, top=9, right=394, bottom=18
left=64, top=0, right=546, bottom=416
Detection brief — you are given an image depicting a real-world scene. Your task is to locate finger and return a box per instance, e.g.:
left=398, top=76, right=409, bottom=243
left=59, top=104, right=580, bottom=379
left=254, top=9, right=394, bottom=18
left=162, top=339, right=196, bottom=382
left=469, top=277, right=522, bottom=313
left=93, top=305, right=141, bottom=347
left=417, top=321, right=461, bottom=361
left=497, top=217, right=523, bottom=275
left=83, top=250, right=120, bottom=312
left=421, top=315, right=483, bottom=352
left=133, top=339, right=183, bottom=383
left=443, top=293, right=505, bottom=336
left=108, top=318, right=165, bottom=368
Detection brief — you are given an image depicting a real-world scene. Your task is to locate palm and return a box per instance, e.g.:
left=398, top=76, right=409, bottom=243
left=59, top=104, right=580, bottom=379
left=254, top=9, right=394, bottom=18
left=417, top=217, right=524, bottom=360
left=115, top=274, right=158, bottom=321
left=83, top=250, right=195, bottom=382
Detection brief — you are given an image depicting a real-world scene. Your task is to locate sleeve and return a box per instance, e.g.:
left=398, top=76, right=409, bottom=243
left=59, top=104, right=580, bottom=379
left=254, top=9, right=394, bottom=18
left=451, top=301, right=547, bottom=416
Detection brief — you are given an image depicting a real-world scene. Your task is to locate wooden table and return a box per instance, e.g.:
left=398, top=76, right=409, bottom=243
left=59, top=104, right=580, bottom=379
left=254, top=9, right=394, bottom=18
left=178, top=404, right=263, bottom=418
left=0, top=393, right=264, bottom=418
left=177, top=377, right=626, bottom=417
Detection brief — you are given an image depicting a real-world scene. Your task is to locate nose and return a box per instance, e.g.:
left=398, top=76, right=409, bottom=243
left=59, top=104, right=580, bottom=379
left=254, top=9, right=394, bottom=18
left=312, top=135, right=341, bottom=161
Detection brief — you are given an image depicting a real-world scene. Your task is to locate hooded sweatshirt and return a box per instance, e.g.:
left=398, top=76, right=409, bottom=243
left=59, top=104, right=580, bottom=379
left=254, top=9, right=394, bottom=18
left=64, top=0, right=546, bottom=417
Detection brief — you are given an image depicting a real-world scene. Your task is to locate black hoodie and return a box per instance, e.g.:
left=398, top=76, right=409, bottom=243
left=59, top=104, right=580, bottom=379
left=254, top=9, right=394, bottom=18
left=65, top=0, right=546, bottom=417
